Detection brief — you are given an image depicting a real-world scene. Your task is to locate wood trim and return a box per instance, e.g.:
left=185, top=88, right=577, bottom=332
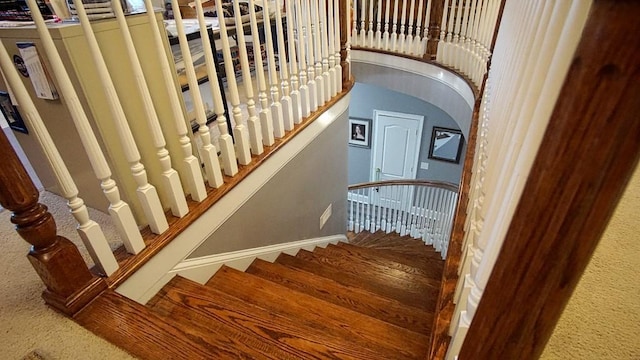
left=459, top=2, right=640, bottom=358
left=348, top=179, right=459, bottom=192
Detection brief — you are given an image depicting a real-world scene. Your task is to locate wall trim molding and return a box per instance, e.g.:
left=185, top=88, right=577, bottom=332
left=115, top=95, right=350, bottom=303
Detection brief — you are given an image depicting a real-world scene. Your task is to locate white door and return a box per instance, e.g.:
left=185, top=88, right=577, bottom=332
left=370, top=110, right=424, bottom=208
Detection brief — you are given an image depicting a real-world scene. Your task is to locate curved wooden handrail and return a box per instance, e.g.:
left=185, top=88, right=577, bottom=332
left=348, top=179, right=459, bottom=193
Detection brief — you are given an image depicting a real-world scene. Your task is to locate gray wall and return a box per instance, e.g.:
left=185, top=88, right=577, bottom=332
left=188, top=110, right=349, bottom=258
left=348, top=82, right=466, bottom=185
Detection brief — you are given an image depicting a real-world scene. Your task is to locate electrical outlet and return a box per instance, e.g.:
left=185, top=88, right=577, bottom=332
left=320, top=203, right=332, bottom=229
left=420, top=162, right=429, bottom=170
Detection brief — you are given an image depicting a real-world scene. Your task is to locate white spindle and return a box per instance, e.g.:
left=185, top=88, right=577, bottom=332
left=0, top=43, right=119, bottom=275
left=406, top=0, right=416, bottom=54
left=412, top=0, right=425, bottom=55
left=26, top=0, right=144, bottom=253
left=170, top=0, right=224, bottom=188
left=285, top=0, right=302, bottom=124
left=273, top=0, right=295, bottom=131
left=142, top=0, right=207, bottom=203
left=304, top=0, right=318, bottom=111
left=74, top=0, right=170, bottom=235
left=295, top=0, right=311, bottom=117
left=457, top=0, right=472, bottom=71
left=262, top=0, right=286, bottom=138
left=352, top=0, right=359, bottom=47
left=367, top=0, right=375, bottom=46
left=359, top=0, right=367, bottom=44
left=382, top=0, right=391, bottom=49
left=390, top=0, right=400, bottom=50
left=248, top=0, right=276, bottom=146
left=326, top=0, right=337, bottom=96
left=348, top=190, right=355, bottom=230
left=398, top=0, right=408, bottom=52
left=312, top=0, right=326, bottom=106
left=333, top=0, right=343, bottom=93
left=375, top=0, right=383, bottom=48
left=113, top=0, right=188, bottom=218
left=319, top=0, right=332, bottom=101
left=216, top=0, right=252, bottom=167
left=421, top=0, right=432, bottom=54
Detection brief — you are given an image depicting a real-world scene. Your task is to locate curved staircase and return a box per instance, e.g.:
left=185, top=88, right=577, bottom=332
left=75, top=231, right=445, bottom=359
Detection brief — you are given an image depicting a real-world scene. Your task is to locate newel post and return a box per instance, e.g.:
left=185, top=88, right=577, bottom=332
left=339, top=0, right=351, bottom=89
left=0, top=130, right=106, bottom=315
left=426, top=0, right=444, bottom=59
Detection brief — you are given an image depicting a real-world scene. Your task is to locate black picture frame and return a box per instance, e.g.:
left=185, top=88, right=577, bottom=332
left=0, top=91, right=28, bottom=134
left=348, top=117, right=371, bottom=148
left=428, top=126, right=463, bottom=163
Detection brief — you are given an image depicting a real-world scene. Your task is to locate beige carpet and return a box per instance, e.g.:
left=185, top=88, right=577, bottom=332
left=0, top=191, right=134, bottom=360
left=541, top=164, right=640, bottom=359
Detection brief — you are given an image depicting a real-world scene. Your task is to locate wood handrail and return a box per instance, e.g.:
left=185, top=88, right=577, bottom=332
left=348, top=179, right=459, bottom=193
left=0, top=130, right=106, bottom=315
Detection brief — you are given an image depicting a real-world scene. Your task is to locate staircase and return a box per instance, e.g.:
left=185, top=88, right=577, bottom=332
left=75, top=231, right=445, bottom=359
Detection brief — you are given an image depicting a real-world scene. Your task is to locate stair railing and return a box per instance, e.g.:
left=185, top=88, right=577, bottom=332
left=0, top=0, right=350, bottom=290
left=348, top=180, right=459, bottom=258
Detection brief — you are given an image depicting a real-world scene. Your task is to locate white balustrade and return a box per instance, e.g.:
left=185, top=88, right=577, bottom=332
left=320, top=0, right=332, bottom=101
left=295, top=0, right=311, bottom=117
left=312, top=0, right=326, bottom=106
left=170, top=0, right=224, bottom=188
left=73, top=0, right=169, bottom=235
left=304, top=0, right=319, bottom=112
left=285, top=0, right=302, bottom=124
left=112, top=0, right=189, bottom=219
left=333, top=0, right=343, bottom=92
left=262, top=0, right=286, bottom=138
left=0, top=42, right=119, bottom=276
left=274, top=0, right=295, bottom=131
left=25, top=0, right=144, bottom=254
left=142, top=0, right=207, bottom=203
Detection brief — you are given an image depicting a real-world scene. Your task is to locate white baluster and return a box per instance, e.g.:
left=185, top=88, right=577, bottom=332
left=390, top=0, right=400, bottom=51
left=382, top=0, right=391, bottom=49
left=273, top=0, right=295, bottom=131
left=73, top=0, right=169, bottom=234
left=367, top=0, right=375, bottom=47
left=262, top=0, right=286, bottom=138
left=113, top=0, right=188, bottom=218
left=333, top=0, right=343, bottom=92
left=295, top=0, right=311, bottom=117
left=436, top=0, right=450, bottom=62
left=285, top=0, right=302, bottom=124
left=326, top=0, right=337, bottom=97
left=398, top=0, right=408, bottom=53
left=405, top=0, right=416, bottom=54
left=348, top=190, right=354, bottom=231
left=374, top=0, right=383, bottom=49
left=304, top=0, right=318, bottom=111
left=25, top=0, right=144, bottom=253
left=0, top=43, right=119, bottom=275
left=421, top=0, right=432, bottom=54
left=142, top=0, right=207, bottom=203
left=412, top=0, right=425, bottom=55
left=351, top=0, right=359, bottom=47
left=248, top=0, right=276, bottom=146
left=359, top=0, right=367, bottom=45
left=312, top=0, right=326, bottom=106
left=319, top=0, right=332, bottom=101
left=170, top=0, right=224, bottom=188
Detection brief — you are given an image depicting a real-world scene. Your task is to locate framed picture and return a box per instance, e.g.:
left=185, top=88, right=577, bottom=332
left=349, top=117, right=371, bottom=148
left=0, top=91, right=28, bottom=134
left=428, top=126, right=463, bottom=163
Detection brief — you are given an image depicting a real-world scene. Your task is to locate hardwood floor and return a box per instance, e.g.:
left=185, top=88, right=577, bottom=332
left=75, top=231, right=445, bottom=359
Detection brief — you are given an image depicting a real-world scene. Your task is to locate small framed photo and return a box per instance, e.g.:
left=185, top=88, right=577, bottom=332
left=349, top=117, right=371, bottom=148
left=428, top=126, right=463, bottom=163
left=0, top=91, right=28, bottom=134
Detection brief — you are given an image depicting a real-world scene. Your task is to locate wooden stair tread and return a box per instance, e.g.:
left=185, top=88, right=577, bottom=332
left=155, top=275, right=398, bottom=360
left=74, top=290, right=214, bottom=360
left=350, top=231, right=444, bottom=259
left=246, top=258, right=433, bottom=335
left=327, top=243, right=444, bottom=282
left=337, top=242, right=444, bottom=279
left=207, top=266, right=430, bottom=360
left=302, top=247, right=440, bottom=296
left=276, top=252, right=436, bottom=311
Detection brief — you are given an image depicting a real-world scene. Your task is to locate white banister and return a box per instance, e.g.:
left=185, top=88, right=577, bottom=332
left=262, top=0, right=286, bottom=138
left=285, top=0, right=302, bottom=124
left=312, top=0, right=326, bottom=106
left=405, top=0, right=416, bottom=54
left=112, top=0, right=188, bottom=219
left=390, top=0, right=400, bottom=51
left=320, top=0, right=332, bottom=101
left=412, top=0, right=425, bottom=55
left=294, top=0, right=311, bottom=117
left=352, top=0, right=359, bottom=47
left=327, top=0, right=337, bottom=96
left=421, top=0, right=431, bottom=54
left=367, top=0, right=374, bottom=47
left=169, top=0, right=225, bottom=188
left=333, top=0, right=342, bottom=92
left=26, top=0, right=144, bottom=254
left=382, top=0, right=391, bottom=49
left=359, top=0, right=367, bottom=45
left=273, top=0, right=295, bottom=131
left=143, top=0, right=207, bottom=203
left=375, top=0, right=382, bottom=49
left=398, top=0, right=408, bottom=53
left=304, top=0, right=318, bottom=112
left=72, top=0, right=169, bottom=235
left=0, top=43, right=119, bottom=276
left=248, top=0, right=276, bottom=146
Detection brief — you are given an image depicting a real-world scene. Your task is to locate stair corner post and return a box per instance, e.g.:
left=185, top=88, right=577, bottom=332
left=0, top=130, right=106, bottom=316
left=339, top=0, right=351, bottom=89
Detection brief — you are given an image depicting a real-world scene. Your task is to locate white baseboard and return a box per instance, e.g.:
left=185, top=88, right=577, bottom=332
left=134, top=235, right=346, bottom=304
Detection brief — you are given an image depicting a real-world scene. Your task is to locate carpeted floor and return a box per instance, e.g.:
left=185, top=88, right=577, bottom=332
left=1, top=168, right=638, bottom=359
left=0, top=191, right=134, bottom=360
